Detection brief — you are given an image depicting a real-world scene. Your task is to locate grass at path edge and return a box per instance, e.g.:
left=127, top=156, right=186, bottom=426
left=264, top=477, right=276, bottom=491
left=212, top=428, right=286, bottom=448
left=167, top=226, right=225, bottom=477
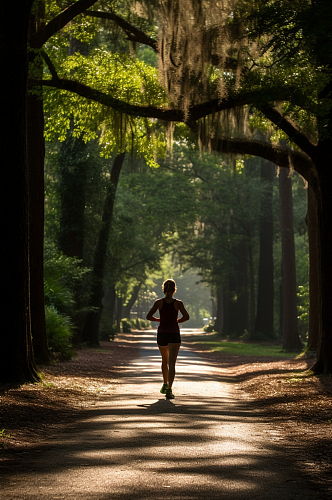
left=183, top=332, right=304, bottom=358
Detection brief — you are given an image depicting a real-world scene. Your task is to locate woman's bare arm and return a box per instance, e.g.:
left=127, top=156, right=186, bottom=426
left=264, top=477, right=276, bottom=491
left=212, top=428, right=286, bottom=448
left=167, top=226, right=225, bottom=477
left=176, top=300, right=190, bottom=323
left=146, top=300, right=161, bottom=322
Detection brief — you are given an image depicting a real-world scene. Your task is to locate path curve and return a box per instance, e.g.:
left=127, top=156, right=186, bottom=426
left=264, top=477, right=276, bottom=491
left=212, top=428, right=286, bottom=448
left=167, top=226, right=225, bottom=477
left=0, top=331, right=324, bottom=499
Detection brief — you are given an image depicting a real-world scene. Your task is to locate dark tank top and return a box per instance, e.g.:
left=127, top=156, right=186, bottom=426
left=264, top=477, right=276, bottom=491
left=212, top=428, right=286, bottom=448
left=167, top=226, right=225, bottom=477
left=157, top=299, right=179, bottom=333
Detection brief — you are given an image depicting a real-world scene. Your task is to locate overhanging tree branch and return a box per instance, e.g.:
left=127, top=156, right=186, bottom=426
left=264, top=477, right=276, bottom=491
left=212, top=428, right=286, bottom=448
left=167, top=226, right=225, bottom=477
left=30, top=0, right=100, bottom=48
left=30, top=75, right=306, bottom=123
left=41, top=51, right=59, bottom=80
left=31, top=76, right=184, bottom=120
left=258, top=103, right=318, bottom=161
left=85, top=10, right=158, bottom=51
left=31, top=74, right=318, bottom=180
left=209, top=137, right=316, bottom=182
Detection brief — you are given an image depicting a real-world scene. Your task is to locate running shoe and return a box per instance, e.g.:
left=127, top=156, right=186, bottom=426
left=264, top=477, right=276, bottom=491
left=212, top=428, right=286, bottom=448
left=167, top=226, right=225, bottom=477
left=160, top=384, right=168, bottom=394
left=165, top=388, right=174, bottom=399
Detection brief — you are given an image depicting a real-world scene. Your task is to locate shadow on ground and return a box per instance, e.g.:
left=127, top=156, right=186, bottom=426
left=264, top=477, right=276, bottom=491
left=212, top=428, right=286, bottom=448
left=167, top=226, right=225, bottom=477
left=0, top=332, right=326, bottom=500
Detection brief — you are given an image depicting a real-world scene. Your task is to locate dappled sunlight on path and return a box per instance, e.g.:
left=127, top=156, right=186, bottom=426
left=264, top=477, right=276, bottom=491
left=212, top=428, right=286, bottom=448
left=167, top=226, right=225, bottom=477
left=0, top=331, right=324, bottom=499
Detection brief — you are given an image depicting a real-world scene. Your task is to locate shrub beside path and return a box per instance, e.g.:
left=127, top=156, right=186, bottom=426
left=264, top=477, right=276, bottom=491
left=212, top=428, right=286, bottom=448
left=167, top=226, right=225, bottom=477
left=0, top=330, right=328, bottom=499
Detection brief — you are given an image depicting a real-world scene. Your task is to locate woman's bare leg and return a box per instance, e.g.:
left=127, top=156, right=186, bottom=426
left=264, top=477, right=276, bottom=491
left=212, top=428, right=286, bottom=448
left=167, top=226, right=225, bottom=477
left=168, top=343, right=180, bottom=388
left=158, top=345, right=169, bottom=385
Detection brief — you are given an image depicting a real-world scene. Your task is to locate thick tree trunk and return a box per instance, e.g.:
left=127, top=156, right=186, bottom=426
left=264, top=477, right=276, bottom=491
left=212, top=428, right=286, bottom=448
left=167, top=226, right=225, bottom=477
left=27, top=87, right=49, bottom=364
left=27, top=4, right=50, bottom=365
left=311, top=169, right=332, bottom=374
left=82, top=153, right=125, bottom=345
left=255, top=159, right=274, bottom=339
left=306, top=185, right=320, bottom=351
left=0, top=2, right=39, bottom=382
left=223, top=239, right=249, bottom=336
left=279, top=167, right=302, bottom=351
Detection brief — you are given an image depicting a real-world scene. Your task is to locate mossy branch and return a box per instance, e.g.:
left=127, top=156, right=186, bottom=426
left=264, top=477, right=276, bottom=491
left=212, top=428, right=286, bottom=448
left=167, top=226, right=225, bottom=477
left=209, top=137, right=315, bottom=182
left=30, top=75, right=308, bottom=124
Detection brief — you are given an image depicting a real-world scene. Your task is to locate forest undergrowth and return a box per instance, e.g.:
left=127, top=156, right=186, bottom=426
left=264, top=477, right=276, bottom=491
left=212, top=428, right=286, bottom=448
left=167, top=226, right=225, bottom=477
left=0, top=333, right=331, bottom=495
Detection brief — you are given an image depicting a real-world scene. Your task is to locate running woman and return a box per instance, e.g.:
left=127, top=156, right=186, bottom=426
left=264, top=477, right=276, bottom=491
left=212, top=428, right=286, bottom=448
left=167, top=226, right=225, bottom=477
left=146, top=279, right=190, bottom=399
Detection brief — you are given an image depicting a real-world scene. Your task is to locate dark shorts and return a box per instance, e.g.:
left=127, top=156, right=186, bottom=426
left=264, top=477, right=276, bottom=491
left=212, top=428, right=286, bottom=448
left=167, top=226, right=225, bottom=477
left=157, top=332, right=181, bottom=346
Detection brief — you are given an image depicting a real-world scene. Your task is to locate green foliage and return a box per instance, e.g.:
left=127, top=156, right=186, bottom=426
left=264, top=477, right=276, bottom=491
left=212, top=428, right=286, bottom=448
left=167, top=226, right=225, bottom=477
left=137, top=46, right=158, bottom=67
left=45, top=305, right=75, bottom=360
left=40, top=0, right=313, bottom=344
left=0, top=429, right=10, bottom=449
left=121, top=318, right=132, bottom=333
left=99, top=315, right=115, bottom=341
left=203, top=322, right=215, bottom=333
left=112, top=318, right=150, bottom=334
left=167, top=145, right=263, bottom=292
left=297, top=283, right=309, bottom=339
left=41, top=0, right=168, bottom=169
left=43, top=49, right=168, bottom=166
left=135, top=318, right=150, bottom=329
left=240, top=0, right=331, bottom=141
left=44, top=245, right=92, bottom=319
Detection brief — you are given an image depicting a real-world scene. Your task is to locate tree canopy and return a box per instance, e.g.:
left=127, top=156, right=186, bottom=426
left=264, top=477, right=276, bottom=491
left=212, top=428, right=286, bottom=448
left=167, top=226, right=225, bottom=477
left=1, top=0, right=332, bottom=381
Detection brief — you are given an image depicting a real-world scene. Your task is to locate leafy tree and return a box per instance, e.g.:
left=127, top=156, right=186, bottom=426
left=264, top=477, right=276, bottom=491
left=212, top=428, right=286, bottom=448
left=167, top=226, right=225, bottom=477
left=82, top=152, right=125, bottom=345
left=32, top=1, right=167, bottom=351
left=3, top=0, right=332, bottom=380
left=158, top=144, right=264, bottom=337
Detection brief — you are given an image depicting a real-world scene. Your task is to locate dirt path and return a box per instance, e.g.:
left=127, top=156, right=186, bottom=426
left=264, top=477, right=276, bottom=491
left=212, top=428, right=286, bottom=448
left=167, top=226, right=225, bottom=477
left=0, top=331, right=326, bottom=499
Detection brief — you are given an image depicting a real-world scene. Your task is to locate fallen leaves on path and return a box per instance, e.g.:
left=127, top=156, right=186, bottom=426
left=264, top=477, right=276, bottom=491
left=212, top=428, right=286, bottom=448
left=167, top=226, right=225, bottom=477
left=185, top=343, right=332, bottom=497
left=0, top=333, right=331, bottom=496
left=0, top=336, right=139, bottom=456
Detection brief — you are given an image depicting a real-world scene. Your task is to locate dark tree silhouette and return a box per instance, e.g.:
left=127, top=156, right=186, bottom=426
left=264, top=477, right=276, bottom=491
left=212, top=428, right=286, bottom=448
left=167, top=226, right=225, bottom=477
left=255, top=159, right=274, bottom=339
left=279, top=167, right=302, bottom=351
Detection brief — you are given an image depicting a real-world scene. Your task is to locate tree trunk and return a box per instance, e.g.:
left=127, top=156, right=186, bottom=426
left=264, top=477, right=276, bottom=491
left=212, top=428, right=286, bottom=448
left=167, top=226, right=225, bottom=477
left=222, top=287, right=229, bottom=334
left=225, top=274, right=237, bottom=335
left=27, top=3, right=50, bottom=365
left=236, top=239, right=249, bottom=336
left=306, top=185, right=320, bottom=351
left=279, top=167, right=302, bottom=351
left=82, top=153, right=125, bottom=345
left=255, top=159, right=274, bottom=339
left=116, top=295, right=123, bottom=332
left=279, top=261, right=283, bottom=337
left=58, top=130, right=88, bottom=260
left=122, top=283, right=142, bottom=318
left=103, top=281, right=116, bottom=326
left=311, top=167, right=332, bottom=374
left=214, top=286, right=224, bottom=333
left=247, top=238, right=255, bottom=336
left=0, top=1, right=39, bottom=382
left=58, top=37, right=90, bottom=260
